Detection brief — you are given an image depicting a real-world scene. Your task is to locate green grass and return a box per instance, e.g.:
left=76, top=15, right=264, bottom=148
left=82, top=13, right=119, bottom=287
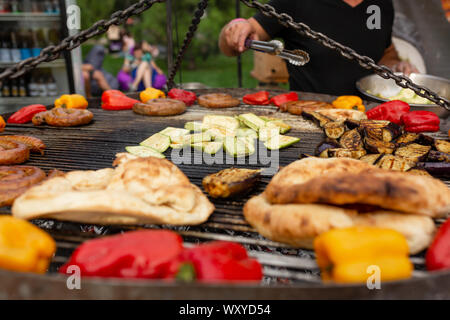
left=82, top=44, right=287, bottom=89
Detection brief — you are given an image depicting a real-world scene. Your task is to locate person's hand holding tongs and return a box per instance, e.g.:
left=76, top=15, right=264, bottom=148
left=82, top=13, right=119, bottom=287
left=244, top=38, right=310, bottom=66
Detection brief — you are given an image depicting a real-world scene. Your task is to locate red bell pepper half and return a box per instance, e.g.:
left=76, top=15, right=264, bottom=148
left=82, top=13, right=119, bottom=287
left=366, top=100, right=410, bottom=125
left=243, top=91, right=270, bottom=105
left=59, top=230, right=184, bottom=279
left=101, top=90, right=140, bottom=111
left=168, top=88, right=197, bottom=106
left=426, top=218, right=450, bottom=271
left=166, top=241, right=263, bottom=283
left=270, top=92, right=298, bottom=107
left=401, top=110, right=440, bottom=133
left=59, top=231, right=263, bottom=282
left=7, top=104, right=47, bottom=124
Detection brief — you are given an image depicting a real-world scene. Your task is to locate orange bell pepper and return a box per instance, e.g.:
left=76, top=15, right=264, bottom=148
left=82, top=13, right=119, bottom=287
left=0, top=116, right=5, bottom=132
left=54, top=94, right=88, bottom=109
left=332, top=95, right=365, bottom=112
left=140, top=88, right=165, bottom=103
left=0, top=216, right=56, bottom=274
left=314, top=227, right=412, bottom=283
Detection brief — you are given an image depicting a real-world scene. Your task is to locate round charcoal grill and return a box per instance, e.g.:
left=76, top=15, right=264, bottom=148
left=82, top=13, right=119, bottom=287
left=1, top=88, right=449, bottom=299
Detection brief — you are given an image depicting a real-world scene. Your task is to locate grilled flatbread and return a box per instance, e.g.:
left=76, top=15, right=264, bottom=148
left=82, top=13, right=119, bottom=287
left=244, top=194, right=435, bottom=254
left=265, top=158, right=450, bottom=218
left=12, top=157, right=214, bottom=226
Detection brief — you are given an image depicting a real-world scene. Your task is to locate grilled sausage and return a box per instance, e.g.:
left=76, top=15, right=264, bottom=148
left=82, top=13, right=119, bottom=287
left=133, top=99, right=187, bottom=116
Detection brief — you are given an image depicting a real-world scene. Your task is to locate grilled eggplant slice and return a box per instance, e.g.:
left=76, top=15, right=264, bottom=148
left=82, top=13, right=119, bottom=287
left=344, top=119, right=360, bottom=130
left=340, top=129, right=364, bottom=150
left=377, top=155, right=415, bottom=172
left=364, top=137, right=395, bottom=154
left=302, top=111, right=333, bottom=127
left=435, top=140, right=450, bottom=154
left=359, top=120, right=401, bottom=142
left=315, top=139, right=341, bottom=157
left=326, top=148, right=366, bottom=159
left=415, top=162, right=450, bottom=177
left=360, top=154, right=383, bottom=165
left=427, top=150, right=450, bottom=163
left=395, top=133, right=435, bottom=146
left=323, top=121, right=345, bottom=139
left=395, top=143, right=431, bottom=162
left=396, top=133, right=419, bottom=146
left=202, top=168, right=262, bottom=198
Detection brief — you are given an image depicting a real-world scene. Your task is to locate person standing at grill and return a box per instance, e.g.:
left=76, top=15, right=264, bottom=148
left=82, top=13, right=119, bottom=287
left=219, top=0, right=419, bottom=95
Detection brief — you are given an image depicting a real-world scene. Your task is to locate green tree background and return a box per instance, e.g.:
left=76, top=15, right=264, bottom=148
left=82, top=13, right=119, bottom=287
left=77, top=0, right=273, bottom=88
left=78, top=0, right=261, bottom=61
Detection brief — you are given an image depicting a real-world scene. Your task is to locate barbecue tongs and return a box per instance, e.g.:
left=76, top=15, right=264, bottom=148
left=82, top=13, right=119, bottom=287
left=245, top=39, right=310, bottom=66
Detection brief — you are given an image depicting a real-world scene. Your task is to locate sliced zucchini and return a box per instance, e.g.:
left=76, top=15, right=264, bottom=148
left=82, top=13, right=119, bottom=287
left=184, top=121, right=205, bottom=132
left=159, top=127, right=190, bottom=141
left=170, top=143, right=184, bottom=149
left=202, top=115, right=240, bottom=132
left=236, top=128, right=258, bottom=140
left=238, top=113, right=266, bottom=131
left=265, top=120, right=291, bottom=134
left=204, top=141, right=223, bottom=154
left=181, top=131, right=213, bottom=145
left=206, top=126, right=236, bottom=141
left=224, top=137, right=255, bottom=157
left=259, top=127, right=280, bottom=142
left=259, top=116, right=279, bottom=122
left=191, top=141, right=223, bottom=154
left=140, top=133, right=171, bottom=153
left=125, top=146, right=165, bottom=159
left=264, top=135, right=300, bottom=150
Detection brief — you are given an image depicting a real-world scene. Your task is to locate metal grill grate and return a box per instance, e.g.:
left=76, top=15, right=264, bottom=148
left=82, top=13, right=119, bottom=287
left=0, top=89, right=448, bottom=286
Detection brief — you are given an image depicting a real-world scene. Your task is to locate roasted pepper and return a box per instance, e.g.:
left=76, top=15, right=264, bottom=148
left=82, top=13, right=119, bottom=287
left=60, top=230, right=263, bottom=282
left=140, top=87, right=166, bottom=103
left=7, top=104, right=47, bottom=124
left=166, top=241, right=263, bottom=283
left=401, top=111, right=440, bottom=133
left=365, top=100, right=410, bottom=125
left=54, top=94, right=88, bottom=109
left=0, top=216, right=56, bottom=274
left=168, top=88, right=197, bottom=106
left=270, top=92, right=298, bottom=107
left=59, top=230, right=183, bottom=279
left=314, top=227, right=412, bottom=283
left=0, top=116, right=5, bottom=132
left=332, top=95, right=365, bottom=112
left=101, top=90, right=140, bottom=111
left=426, top=218, right=450, bottom=271
left=243, top=91, right=270, bottom=105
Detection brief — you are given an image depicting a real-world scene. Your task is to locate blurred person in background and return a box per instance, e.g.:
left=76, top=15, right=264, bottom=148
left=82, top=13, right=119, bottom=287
left=82, top=45, right=119, bottom=97
left=118, top=41, right=167, bottom=92
left=219, top=0, right=419, bottom=95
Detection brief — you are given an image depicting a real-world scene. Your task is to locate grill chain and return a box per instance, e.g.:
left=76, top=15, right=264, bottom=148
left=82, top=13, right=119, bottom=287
left=166, top=0, right=209, bottom=89
left=0, top=0, right=448, bottom=111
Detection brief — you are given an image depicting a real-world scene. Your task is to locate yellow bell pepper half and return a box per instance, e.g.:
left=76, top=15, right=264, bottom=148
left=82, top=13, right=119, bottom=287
left=54, top=94, right=88, bottom=109
left=0, top=216, right=56, bottom=274
left=0, top=115, right=5, bottom=132
left=332, top=95, right=365, bottom=112
left=314, top=226, right=413, bottom=283
left=140, top=88, right=166, bottom=103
